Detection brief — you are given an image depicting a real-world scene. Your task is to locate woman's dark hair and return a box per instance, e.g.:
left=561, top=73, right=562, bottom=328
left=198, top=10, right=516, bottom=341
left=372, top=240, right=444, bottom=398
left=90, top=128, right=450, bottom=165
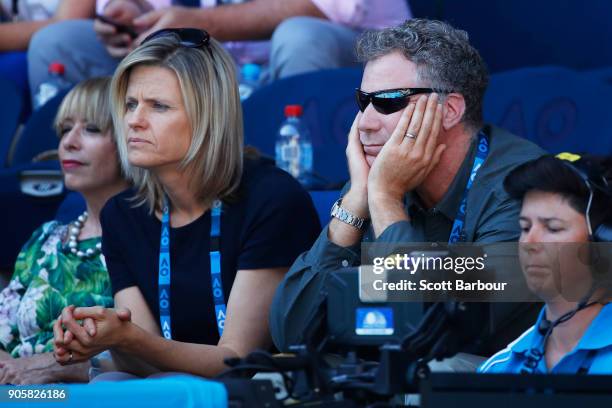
left=504, top=154, right=612, bottom=229
left=505, top=154, right=612, bottom=295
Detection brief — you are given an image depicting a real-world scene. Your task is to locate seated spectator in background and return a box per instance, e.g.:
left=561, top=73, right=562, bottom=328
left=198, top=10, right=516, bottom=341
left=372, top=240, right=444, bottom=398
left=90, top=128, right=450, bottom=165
left=0, top=0, right=94, bottom=52
left=269, top=19, right=546, bottom=359
left=0, top=0, right=95, bottom=93
left=52, top=29, right=320, bottom=380
left=0, top=77, right=129, bottom=384
left=28, top=0, right=411, bottom=97
left=480, top=154, right=612, bottom=374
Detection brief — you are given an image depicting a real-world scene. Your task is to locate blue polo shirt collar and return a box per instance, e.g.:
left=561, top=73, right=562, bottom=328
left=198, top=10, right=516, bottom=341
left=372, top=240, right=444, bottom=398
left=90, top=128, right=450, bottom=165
left=576, top=302, right=612, bottom=350
left=510, top=303, right=612, bottom=354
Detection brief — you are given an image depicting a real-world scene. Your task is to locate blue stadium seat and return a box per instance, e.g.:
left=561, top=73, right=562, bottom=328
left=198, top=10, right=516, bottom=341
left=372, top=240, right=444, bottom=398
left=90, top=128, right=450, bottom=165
left=0, top=162, right=65, bottom=269
left=409, top=0, right=443, bottom=19
left=587, top=66, right=612, bottom=86
left=242, top=68, right=362, bottom=188
left=0, top=77, right=24, bottom=167
left=0, top=51, right=29, bottom=96
left=8, top=89, right=69, bottom=167
left=309, top=190, right=339, bottom=227
left=441, top=0, right=612, bottom=72
left=0, top=91, right=70, bottom=269
left=55, top=191, right=86, bottom=223
left=484, top=66, right=612, bottom=154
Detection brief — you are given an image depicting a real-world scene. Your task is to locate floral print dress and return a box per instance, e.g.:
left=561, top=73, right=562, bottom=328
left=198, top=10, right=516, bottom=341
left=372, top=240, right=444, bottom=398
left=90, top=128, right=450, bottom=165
left=0, top=221, right=113, bottom=358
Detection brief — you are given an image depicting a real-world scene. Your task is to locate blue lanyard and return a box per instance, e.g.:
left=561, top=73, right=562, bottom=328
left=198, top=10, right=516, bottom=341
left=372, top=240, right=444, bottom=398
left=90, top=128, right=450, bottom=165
left=448, top=132, right=489, bottom=244
left=158, top=196, right=227, bottom=340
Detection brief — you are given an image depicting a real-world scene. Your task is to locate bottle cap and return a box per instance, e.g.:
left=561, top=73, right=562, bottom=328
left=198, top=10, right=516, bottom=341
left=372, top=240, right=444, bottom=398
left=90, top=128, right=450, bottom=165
left=49, top=62, right=65, bottom=75
left=241, top=63, right=261, bottom=82
left=284, top=105, right=303, bottom=117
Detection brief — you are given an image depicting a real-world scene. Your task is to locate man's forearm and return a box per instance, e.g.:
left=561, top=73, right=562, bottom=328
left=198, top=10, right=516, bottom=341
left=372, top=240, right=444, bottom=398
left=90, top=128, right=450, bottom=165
left=369, top=193, right=410, bottom=238
left=328, top=218, right=364, bottom=247
left=0, top=0, right=94, bottom=51
left=52, top=358, right=90, bottom=383
left=0, top=349, right=11, bottom=360
left=32, top=353, right=89, bottom=383
left=0, top=21, right=47, bottom=51
left=192, top=0, right=326, bottom=41
left=328, top=187, right=368, bottom=247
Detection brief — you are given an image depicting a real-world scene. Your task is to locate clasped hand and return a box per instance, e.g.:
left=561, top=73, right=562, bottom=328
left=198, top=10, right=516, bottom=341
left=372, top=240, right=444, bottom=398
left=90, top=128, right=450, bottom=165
left=53, top=305, right=132, bottom=365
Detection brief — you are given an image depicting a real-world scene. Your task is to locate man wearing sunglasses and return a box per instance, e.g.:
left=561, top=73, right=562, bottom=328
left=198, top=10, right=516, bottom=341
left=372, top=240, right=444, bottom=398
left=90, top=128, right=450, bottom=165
left=270, top=19, right=546, bottom=361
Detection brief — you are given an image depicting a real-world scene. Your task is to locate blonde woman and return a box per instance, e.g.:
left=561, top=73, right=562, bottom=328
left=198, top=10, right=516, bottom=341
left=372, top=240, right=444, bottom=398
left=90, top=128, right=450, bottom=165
left=53, top=28, right=320, bottom=379
left=0, top=77, right=128, bottom=384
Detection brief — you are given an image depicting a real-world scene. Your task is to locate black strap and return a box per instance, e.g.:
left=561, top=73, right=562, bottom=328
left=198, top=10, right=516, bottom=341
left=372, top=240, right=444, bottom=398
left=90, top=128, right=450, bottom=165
left=521, top=299, right=599, bottom=374
left=176, top=0, right=202, bottom=7
left=577, top=349, right=598, bottom=374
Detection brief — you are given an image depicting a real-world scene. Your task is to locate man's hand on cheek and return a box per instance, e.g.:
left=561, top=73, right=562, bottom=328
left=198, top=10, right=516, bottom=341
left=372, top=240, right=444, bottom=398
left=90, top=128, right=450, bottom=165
left=346, top=113, right=370, bottom=187
left=367, top=93, right=446, bottom=203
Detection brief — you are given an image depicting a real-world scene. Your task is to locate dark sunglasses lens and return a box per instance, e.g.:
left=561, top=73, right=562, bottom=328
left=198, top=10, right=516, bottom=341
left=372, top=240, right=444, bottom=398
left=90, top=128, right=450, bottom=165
left=142, top=28, right=210, bottom=48
left=142, top=28, right=171, bottom=44
left=179, top=28, right=209, bottom=47
left=355, top=90, right=370, bottom=112
left=372, top=95, right=409, bottom=114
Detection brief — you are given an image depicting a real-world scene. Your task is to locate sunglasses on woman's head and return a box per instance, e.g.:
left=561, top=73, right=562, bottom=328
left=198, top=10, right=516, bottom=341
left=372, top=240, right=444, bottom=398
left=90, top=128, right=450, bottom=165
left=355, top=87, right=450, bottom=115
left=142, top=28, right=210, bottom=48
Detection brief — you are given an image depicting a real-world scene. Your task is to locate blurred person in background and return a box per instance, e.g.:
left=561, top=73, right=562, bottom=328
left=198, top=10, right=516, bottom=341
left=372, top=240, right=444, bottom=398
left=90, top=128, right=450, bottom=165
left=0, top=77, right=128, bottom=384
left=0, top=0, right=95, bottom=93
left=52, top=29, right=320, bottom=380
left=0, top=0, right=94, bottom=52
left=480, top=154, right=612, bottom=374
left=28, top=0, right=411, bottom=97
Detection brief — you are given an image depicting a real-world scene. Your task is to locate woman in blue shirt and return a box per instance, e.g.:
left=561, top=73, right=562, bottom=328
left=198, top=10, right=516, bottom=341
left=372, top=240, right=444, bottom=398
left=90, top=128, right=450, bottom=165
left=480, top=153, right=612, bottom=374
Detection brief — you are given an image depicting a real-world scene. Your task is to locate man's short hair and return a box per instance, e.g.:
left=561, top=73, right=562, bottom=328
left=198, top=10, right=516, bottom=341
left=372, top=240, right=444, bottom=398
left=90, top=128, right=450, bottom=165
left=356, top=19, right=488, bottom=132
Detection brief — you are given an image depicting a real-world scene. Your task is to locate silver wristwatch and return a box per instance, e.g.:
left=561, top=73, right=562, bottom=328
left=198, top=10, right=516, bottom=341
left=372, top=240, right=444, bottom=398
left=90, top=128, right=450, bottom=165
left=330, top=198, right=368, bottom=230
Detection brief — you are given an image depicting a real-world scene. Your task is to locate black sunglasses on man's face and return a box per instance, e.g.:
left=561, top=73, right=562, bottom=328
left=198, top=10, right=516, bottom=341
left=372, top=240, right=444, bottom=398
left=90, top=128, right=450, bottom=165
left=355, top=87, right=451, bottom=115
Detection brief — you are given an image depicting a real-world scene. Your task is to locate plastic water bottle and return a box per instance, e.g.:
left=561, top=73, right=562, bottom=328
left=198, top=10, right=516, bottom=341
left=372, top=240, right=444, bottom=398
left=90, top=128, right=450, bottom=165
left=33, top=62, right=70, bottom=110
left=238, top=63, right=261, bottom=101
left=275, top=105, right=313, bottom=186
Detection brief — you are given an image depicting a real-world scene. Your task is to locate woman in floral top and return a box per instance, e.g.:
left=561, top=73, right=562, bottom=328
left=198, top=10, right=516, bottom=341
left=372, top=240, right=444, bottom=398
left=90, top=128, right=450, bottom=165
left=0, top=77, right=128, bottom=384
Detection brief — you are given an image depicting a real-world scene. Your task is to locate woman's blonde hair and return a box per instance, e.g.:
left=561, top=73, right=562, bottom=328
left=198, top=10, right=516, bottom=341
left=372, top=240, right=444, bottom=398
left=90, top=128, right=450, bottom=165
left=54, top=77, right=113, bottom=136
left=110, top=34, right=244, bottom=212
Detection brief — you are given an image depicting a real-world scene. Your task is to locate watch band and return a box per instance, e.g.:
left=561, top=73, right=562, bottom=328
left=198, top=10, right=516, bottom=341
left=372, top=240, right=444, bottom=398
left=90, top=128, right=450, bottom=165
left=330, top=198, right=368, bottom=230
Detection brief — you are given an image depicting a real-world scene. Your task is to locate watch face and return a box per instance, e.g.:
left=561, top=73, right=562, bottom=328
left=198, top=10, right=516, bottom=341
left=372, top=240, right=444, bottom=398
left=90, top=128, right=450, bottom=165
left=331, top=199, right=365, bottom=230
left=331, top=201, right=339, bottom=216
